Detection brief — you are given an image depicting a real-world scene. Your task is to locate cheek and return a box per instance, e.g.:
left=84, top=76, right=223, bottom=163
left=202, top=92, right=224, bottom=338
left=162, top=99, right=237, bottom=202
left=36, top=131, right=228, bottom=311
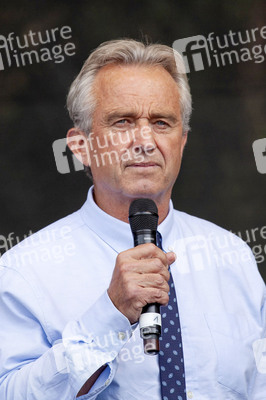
left=89, top=145, right=122, bottom=178
left=159, top=139, right=181, bottom=159
left=161, top=141, right=184, bottom=171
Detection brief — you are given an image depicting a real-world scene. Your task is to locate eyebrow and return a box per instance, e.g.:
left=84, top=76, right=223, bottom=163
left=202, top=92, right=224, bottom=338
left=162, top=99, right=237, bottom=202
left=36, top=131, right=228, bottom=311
left=104, top=112, right=138, bottom=124
left=150, top=113, right=179, bottom=124
left=104, top=111, right=179, bottom=125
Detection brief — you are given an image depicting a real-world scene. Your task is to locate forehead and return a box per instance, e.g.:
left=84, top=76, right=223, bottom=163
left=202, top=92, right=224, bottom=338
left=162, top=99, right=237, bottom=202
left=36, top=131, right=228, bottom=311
left=92, top=63, right=180, bottom=110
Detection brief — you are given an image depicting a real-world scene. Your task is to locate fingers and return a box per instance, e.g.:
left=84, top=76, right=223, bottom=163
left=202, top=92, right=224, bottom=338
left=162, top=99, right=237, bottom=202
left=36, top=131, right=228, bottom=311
left=122, top=243, right=164, bottom=260
left=166, top=251, right=176, bottom=265
left=107, top=243, right=177, bottom=324
left=121, top=258, right=170, bottom=282
left=138, top=272, right=170, bottom=291
left=132, top=287, right=170, bottom=310
left=125, top=243, right=176, bottom=264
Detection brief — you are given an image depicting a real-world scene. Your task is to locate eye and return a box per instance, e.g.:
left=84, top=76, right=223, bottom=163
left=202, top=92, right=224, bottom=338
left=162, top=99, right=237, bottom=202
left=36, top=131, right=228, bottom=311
left=155, top=120, right=168, bottom=127
left=115, top=119, right=129, bottom=125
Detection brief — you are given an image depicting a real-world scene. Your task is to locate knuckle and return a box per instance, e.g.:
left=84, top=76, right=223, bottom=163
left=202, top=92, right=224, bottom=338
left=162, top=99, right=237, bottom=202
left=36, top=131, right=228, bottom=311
left=164, top=283, right=170, bottom=293
left=119, top=260, right=131, bottom=274
left=154, top=288, right=169, bottom=305
left=161, top=269, right=169, bottom=283
left=116, top=251, right=126, bottom=262
left=161, top=267, right=170, bottom=281
left=155, top=288, right=163, bottom=298
left=162, top=294, right=169, bottom=306
left=146, top=242, right=158, bottom=254
left=155, top=274, right=165, bottom=286
left=152, top=257, right=161, bottom=270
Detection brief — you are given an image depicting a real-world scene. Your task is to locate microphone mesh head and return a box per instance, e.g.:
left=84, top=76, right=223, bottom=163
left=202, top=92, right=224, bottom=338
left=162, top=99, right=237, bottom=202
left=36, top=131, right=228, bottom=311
left=129, top=198, right=158, bottom=232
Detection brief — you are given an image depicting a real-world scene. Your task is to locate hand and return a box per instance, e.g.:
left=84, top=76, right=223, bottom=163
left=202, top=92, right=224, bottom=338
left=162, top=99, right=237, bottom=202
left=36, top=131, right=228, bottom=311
left=107, top=243, right=176, bottom=324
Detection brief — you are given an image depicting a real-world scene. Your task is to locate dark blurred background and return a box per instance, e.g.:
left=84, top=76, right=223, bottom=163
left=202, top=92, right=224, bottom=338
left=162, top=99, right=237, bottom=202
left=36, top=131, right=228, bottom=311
left=0, top=0, right=265, bottom=280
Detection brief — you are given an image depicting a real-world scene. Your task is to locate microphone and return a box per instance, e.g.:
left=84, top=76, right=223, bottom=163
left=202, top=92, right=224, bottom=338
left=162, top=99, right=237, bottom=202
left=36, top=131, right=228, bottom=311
left=129, top=198, right=161, bottom=355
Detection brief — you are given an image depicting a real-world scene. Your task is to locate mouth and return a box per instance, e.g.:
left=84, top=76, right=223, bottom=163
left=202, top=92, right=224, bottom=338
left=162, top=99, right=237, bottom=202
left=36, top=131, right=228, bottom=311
left=126, top=162, right=159, bottom=168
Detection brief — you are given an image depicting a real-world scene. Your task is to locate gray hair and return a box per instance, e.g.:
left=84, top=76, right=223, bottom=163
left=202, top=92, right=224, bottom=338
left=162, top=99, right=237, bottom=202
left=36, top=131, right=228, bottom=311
left=67, top=38, right=192, bottom=134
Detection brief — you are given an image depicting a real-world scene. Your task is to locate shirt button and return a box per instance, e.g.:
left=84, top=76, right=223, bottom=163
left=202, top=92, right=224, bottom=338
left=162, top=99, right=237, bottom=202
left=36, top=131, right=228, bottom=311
left=117, top=332, right=126, bottom=341
left=187, top=390, right=193, bottom=399
left=105, top=379, right=110, bottom=386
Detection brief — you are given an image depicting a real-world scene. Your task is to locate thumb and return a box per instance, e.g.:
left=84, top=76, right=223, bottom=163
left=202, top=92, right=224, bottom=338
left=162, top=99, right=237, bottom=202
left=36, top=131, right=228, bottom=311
left=166, top=251, right=176, bottom=265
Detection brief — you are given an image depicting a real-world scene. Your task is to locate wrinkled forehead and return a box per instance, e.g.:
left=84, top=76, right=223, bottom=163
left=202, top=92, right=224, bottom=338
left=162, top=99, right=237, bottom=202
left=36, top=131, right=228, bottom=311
left=91, top=63, right=181, bottom=114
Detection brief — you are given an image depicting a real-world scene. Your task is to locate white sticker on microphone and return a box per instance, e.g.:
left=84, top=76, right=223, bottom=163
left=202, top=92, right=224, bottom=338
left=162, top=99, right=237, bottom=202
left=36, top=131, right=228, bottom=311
left=139, top=313, right=162, bottom=329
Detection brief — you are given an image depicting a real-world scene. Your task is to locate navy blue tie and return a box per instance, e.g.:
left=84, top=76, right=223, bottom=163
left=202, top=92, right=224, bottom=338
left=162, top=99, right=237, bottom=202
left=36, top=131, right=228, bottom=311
left=156, top=232, right=186, bottom=400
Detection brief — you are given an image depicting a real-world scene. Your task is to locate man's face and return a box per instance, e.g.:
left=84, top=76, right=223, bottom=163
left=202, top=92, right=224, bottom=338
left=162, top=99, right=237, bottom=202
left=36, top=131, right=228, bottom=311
left=89, top=64, right=187, bottom=204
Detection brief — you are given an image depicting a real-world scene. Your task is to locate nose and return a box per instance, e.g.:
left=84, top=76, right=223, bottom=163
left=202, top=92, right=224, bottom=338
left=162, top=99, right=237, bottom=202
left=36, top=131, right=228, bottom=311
left=132, top=119, right=156, bottom=154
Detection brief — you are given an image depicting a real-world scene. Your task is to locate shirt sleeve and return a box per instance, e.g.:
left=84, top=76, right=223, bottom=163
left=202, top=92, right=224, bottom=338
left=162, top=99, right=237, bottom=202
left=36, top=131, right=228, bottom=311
left=0, top=265, right=135, bottom=400
left=241, top=244, right=266, bottom=399
left=250, top=291, right=266, bottom=400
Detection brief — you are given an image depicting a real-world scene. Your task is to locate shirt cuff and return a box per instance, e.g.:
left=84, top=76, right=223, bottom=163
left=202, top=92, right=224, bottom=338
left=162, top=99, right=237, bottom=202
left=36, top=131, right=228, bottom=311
left=62, top=290, right=137, bottom=396
left=80, top=290, right=133, bottom=348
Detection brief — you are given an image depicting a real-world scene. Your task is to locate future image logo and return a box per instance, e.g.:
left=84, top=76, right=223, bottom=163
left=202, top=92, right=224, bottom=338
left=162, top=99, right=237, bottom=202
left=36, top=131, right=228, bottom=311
left=173, top=26, right=266, bottom=73
left=52, top=127, right=157, bottom=174
left=0, top=26, right=76, bottom=71
left=253, top=138, right=266, bottom=174
left=172, top=35, right=211, bottom=73
left=52, top=137, right=85, bottom=174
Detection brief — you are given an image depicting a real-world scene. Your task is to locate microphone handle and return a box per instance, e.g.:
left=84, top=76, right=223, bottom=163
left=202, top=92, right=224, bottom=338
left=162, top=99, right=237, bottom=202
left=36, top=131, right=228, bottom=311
left=133, top=229, right=161, bottom=355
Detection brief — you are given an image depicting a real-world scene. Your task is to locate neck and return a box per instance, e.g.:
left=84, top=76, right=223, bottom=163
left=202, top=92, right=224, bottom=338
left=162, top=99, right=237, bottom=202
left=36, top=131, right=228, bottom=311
left=92, top=187, right=171, bottom=224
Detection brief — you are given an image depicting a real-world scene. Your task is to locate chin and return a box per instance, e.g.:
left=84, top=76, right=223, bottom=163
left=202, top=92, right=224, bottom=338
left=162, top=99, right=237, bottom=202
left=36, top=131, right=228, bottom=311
left=123, top=184, right=162, bottom=199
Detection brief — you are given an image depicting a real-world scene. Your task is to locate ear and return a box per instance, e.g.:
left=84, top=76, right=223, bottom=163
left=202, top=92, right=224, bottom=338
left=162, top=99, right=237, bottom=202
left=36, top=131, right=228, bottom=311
left=67, top=128, right=91, bottom=167
left=180, top=131, right=188, bottom=158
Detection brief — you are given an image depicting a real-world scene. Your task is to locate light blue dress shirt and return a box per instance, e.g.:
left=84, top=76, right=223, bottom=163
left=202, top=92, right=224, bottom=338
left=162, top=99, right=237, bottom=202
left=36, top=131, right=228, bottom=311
left=0, top=186, right=265, bottom=400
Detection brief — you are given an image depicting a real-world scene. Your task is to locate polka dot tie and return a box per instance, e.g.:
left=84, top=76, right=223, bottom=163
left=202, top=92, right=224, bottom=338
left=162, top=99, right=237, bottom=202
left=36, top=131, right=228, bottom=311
left=157, top=232, right=186, bottom=400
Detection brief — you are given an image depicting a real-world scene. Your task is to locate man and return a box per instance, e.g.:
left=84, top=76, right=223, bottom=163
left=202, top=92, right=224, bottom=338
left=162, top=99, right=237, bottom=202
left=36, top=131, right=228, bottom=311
left=0, top=39, right=265, bottom=399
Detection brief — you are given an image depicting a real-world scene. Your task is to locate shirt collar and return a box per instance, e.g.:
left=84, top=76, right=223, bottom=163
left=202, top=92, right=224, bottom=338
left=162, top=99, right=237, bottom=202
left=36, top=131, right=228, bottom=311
left=80, top=186, right=176, bottom=254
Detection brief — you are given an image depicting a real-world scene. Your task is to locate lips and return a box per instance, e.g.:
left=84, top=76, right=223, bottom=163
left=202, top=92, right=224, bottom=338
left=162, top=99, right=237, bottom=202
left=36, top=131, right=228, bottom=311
left=126, top=162, right=159, bottom=168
